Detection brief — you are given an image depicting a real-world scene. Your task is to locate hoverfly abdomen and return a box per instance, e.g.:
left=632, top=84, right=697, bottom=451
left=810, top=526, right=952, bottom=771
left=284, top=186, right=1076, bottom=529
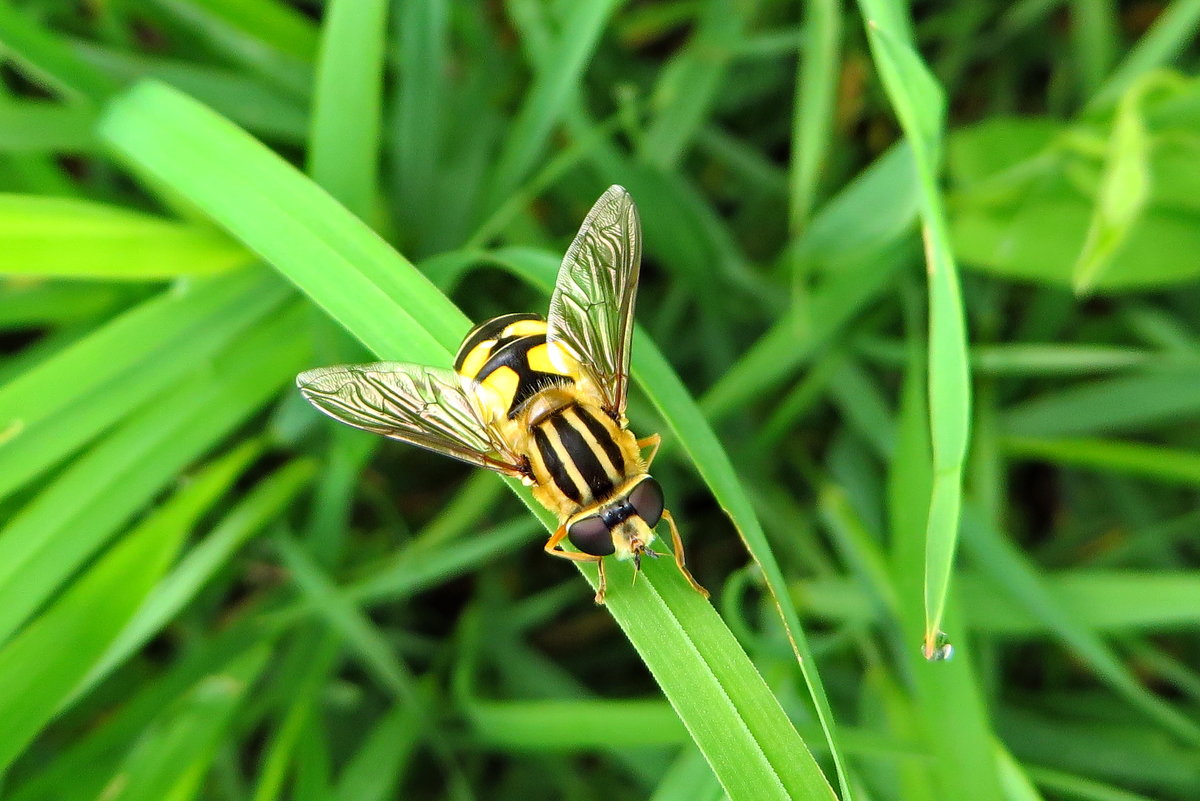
left=528, top=402, right=636, bottom=511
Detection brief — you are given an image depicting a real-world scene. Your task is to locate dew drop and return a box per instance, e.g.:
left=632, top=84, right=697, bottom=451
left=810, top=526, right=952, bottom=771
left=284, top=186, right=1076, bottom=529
left=922, top=630, right=953, bottom=661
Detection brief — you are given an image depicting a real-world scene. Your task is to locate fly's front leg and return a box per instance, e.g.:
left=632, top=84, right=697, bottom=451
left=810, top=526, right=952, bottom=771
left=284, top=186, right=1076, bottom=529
left=544, top=525, right=609, bottom=604
left=661, top=509, right=709, bottom=598
left=636, top=433, right=661, bottom=470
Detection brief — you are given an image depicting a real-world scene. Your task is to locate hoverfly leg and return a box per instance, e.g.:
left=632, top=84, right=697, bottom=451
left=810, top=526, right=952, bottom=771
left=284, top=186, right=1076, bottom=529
left=636, top=434, right=662, bottom=469
left=543, top=525, right=608, bottom=604
left=661, top=509, right=709, bottom=598
left=595, top=559, right=607, bottom=604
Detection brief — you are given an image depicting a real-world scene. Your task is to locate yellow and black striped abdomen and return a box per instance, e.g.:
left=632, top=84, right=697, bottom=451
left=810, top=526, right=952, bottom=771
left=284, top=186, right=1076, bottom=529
left=454, top=313, right=574, bottom=419
left=528, top=403, right=635, bottom=508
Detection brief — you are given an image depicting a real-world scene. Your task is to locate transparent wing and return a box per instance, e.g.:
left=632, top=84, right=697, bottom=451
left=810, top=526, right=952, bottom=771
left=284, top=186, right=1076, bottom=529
left=296, top=363, right=525, bottom=476
left=547, top=185, right=641, bottom=418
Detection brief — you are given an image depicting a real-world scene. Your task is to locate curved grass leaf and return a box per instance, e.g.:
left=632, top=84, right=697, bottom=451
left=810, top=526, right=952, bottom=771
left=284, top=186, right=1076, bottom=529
left=854, top=0, right=971, bottom=659
left=0, top=101, right=95, bottom=152
left=0, top=439, right=260, bottom=770
left=0, top=269, right=290, bottom=502
left=74, top=458, right=318, bottom=703
left=887, top=294, right=1006, bottom=800
left=483, top=0, right=623, bottom=210
left=0, top=3, right=120, bottom=102
left=1003, top=436, right=1200, bottom=485
left=306, top=0, right=388, bottom=218
left=72, top=42, right=309, bottom=143
left=961, top=504, right=1200, bottom=745
left=789, top=0, right=842, bottom=230
left=800, top=570, right=1200, bottom=634
left=0, top=303, right=309, bottom=646
left=98, top=79, right=839, bottom=801
left=99, top=644, right=272, bottom=801
left=0, top=194, right=253, bottom=278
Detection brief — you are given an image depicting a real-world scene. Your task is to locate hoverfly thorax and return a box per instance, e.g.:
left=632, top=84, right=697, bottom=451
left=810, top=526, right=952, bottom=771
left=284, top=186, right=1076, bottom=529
left=297, top=186, right=708, bottom=604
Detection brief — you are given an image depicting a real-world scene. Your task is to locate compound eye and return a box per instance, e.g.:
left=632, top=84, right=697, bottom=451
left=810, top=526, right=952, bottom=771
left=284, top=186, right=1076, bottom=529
left=628, top=477, right=664, bottom=528
left=567, top=515, right=615, bottom=556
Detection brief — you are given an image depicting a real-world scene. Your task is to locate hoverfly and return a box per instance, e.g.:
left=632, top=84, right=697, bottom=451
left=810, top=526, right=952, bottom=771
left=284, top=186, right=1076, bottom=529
left=296, top=186, right=708, bottom=604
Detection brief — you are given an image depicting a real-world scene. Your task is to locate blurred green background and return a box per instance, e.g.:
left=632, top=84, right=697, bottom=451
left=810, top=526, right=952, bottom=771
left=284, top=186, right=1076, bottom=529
left=2, top=0, right=1200, bottom=800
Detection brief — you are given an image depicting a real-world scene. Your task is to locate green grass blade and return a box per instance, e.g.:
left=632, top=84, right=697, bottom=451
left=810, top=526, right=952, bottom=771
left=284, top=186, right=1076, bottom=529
left=332, top=703, right=421, bottom=801
left=1028, top=766, right=1162, bottom=801
left=0, top=101, right=95, bottom=152
left=72, top=41, right=308, bottom=143
left=0, top=282, right=125, bottom=328
left=0, top=269, right=269, bottom=437
left=961, top=505, right=1200, bottom=744
left=484, top=0, right=623, bottom=210
left=99, top=81, right=457, bottom=364
left=888, top=290, right=1007, bottom=800
left=0, top=3, right=120, bottom=102
left=802, top=570, right=1200, bottom=634
left=995, top=743, right=1048, bottom=801
left=0, top=194, right=253, bottom=278
left=789, top=0, right=842, bottom=230
left=0, top=440, right=259, bottom=770
left=250, top=634, right=340, bottom=801
left=855, top=0, right=972, bottom=658
left=5, top=625, right=267, bottom=801
left=392, top=0, right=449, bottom=245
left=465, top=697, right=686, bottom=749
left=160, top=0, right=319, bottom=62
left=99, top=645, right=272, bottom=801
left=1090, top=0, right=1200, bottom=107
left=650, top=748, right=725, bottom=801
left=276, top=536, right=477, bottom=801
left=0, top=304, right=309, bottom=646
left=639, top=0, right=755, bottom=169
left=1002, top=371, right=1200, bottom=438
left=306, top=0, right=388, bottom=218
left=858, top=340, right=1158, bottom=376
left=1003, top=436, right=1200, bottom=485
left=346, top=518, right=537, bottom=605
left=0, top=438, right=258, bottom=767
left=0, top=270, right=289, bottom=502
left=74, top=458, right=317, bottom=702
left=145, top=0, right=316, bottom=96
